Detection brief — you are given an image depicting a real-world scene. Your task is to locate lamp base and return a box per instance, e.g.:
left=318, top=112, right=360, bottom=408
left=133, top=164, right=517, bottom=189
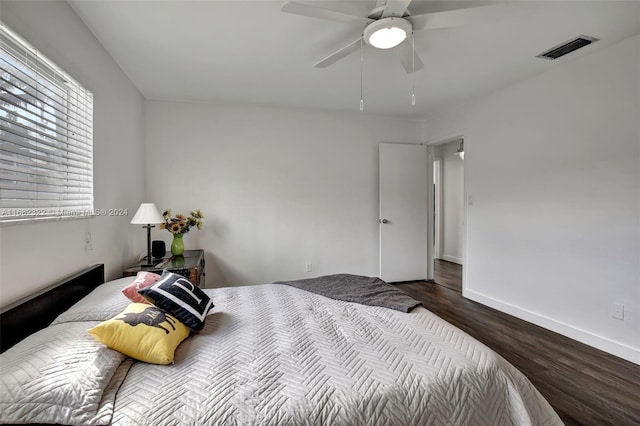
left=142, top=224, right=155, bottom=268
left=139, top=254, right=155, bottom=268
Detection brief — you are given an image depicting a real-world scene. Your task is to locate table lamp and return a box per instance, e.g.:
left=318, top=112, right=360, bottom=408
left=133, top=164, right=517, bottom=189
left=131, top=203, right=165, bottom=266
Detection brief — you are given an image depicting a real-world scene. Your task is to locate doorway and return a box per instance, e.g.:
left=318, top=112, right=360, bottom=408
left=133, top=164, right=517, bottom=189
left=430, top=138, right=464, bottom=292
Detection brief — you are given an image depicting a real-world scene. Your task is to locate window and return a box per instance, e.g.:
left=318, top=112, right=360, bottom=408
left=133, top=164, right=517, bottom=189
left=0, top=23, right=93, bottom=223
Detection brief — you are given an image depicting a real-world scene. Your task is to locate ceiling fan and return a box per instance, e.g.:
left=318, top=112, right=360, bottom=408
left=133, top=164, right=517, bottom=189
left=282, top=0, right=498, bottom=73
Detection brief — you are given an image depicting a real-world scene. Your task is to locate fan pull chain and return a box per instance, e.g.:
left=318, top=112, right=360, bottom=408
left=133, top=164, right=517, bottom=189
left=411, top=33, right=416, bottom=106
left=360, top=37, right=364, bottom=111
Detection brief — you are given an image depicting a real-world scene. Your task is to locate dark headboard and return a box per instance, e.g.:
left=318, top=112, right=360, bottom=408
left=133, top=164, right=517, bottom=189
left=0, top=264, right=105, bottom=353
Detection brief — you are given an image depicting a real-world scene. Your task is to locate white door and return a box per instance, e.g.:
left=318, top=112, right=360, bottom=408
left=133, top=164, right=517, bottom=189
left=379, top=143, right=428, bottom=282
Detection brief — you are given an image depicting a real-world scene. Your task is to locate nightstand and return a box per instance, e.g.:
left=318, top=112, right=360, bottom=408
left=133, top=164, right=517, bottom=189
left=123, top=249, right=205, bottom=287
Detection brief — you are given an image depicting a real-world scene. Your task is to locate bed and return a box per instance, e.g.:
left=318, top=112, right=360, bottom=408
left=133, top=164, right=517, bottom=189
left=0, top=264, right=563, bottom=425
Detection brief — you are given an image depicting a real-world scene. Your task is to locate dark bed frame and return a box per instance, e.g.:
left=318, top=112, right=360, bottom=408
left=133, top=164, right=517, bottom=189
left=0, top=264, right=105, bottom=353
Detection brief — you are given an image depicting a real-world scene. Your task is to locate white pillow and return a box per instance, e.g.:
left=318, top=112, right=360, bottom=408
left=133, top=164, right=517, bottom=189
left=0, top=322, right=131, bottom=425
left=52, top=277, right=135, bottom=325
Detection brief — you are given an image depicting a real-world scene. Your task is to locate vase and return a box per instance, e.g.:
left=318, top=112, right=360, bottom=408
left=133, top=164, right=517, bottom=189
left=170, top=233, right=184, bottom=256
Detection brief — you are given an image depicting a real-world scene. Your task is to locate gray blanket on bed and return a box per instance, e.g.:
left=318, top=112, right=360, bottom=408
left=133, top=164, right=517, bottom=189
left=274, top=274, right=421, bottom=312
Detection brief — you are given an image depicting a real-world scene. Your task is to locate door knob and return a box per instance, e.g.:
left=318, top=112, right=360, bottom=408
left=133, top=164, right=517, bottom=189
left=380, top=219, right=389, bottom=224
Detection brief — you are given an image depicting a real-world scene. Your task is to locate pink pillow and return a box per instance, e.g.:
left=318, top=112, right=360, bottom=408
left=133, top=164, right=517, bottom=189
left=122, top=271, right=162, bottom=304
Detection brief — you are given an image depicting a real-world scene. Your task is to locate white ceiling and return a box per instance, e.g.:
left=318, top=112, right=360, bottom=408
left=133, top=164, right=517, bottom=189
left=68, top=0, right=640, bottom=118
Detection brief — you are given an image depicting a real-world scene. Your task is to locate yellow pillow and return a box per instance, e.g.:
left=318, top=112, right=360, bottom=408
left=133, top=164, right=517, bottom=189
left=88, top=303, right=189, bottom=365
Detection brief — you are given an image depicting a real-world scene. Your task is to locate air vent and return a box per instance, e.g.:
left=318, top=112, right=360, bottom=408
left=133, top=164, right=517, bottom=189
left=536, top=35, right=599, bottom=60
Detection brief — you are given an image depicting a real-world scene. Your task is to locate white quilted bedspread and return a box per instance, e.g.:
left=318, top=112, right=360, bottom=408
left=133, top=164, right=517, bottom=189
left=110, top=284, right=563, bottom=426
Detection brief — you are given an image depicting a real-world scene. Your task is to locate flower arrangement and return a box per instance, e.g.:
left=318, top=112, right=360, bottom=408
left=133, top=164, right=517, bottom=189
left=160, top=209, right=204, bottom=235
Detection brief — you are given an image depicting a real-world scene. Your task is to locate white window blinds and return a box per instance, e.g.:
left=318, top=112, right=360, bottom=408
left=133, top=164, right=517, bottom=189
left=0, top=23, right=94, bottom=222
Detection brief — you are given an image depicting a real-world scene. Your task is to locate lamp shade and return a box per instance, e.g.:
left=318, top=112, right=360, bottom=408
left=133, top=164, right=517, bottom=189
left=130, top=203, right=164, bottom=225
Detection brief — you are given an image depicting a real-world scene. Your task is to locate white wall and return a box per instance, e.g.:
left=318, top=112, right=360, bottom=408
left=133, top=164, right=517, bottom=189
left=434, top=140, right=464, bottom=264
left=426, top=35, right=640, bottom=364
left=0, top=0, right=146, bottom=308
left=145, top=101, right=425, bottom=287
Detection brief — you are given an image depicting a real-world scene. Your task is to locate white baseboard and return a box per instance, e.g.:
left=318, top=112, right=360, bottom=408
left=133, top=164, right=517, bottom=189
left=441, top=255, right=463, bottom=265
left=463, top=289, right=640, bottom=365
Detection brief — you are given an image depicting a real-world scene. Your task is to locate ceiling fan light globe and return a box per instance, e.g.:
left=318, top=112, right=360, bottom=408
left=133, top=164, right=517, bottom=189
left=364, top=17, right=412, bottom=50
left=369, top=27, right=407, bottom=49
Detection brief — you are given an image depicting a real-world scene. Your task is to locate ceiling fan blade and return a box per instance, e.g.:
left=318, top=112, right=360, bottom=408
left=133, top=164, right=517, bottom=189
left=381, top=0, right=413, bottom=18
left=408, top=4, right=501, bottom=31
left=282, top=1, right=374, bottom=25
left=314, top=38, right=363, bottom=68
left=395, top=41, right=424, bottom=74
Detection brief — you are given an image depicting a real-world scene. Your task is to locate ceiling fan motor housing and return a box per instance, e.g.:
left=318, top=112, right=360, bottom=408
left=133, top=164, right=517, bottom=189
left=364, top=17, right=413, bottom=49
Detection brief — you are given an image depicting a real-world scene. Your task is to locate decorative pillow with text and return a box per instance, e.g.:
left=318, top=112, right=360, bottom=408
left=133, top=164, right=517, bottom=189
left=88, top=303, right=189, bottom=365
left=139, top=271, right=213, bottom=332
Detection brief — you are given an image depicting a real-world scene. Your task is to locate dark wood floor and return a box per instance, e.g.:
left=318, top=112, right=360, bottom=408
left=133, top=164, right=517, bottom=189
left=393, top=280, right=640, bottom=426
left=434, top=259, right=462, bottom=292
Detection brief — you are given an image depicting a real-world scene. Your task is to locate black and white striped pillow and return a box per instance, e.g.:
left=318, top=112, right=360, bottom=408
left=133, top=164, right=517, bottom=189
left=139, top=271, right=214, bottom=332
